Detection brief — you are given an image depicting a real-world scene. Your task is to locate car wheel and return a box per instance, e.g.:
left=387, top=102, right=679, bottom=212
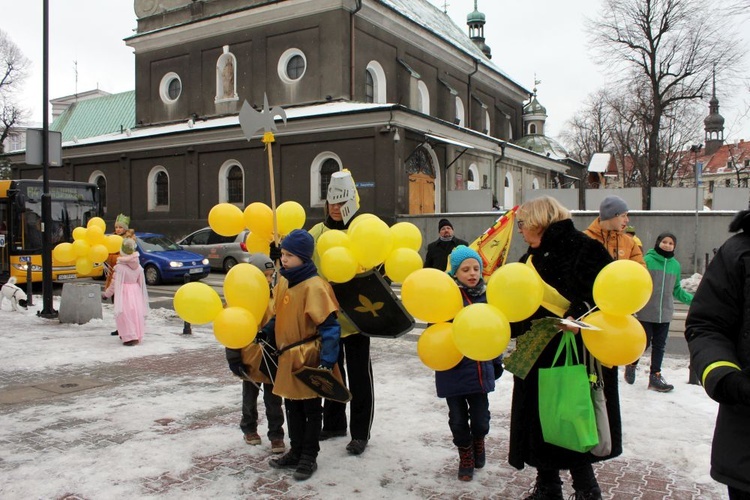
left=144, top=265, right=161, bottom=286
left=223, top=257, right=238, bottom=273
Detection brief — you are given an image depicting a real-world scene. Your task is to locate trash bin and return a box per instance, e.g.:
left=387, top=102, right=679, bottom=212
left=58, top=283, right=103, bottom=325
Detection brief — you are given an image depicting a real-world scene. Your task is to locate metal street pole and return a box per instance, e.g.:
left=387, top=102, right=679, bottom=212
left=39, top=0, right=57, bottom=318
left=691, top=144, right=703, bottom=275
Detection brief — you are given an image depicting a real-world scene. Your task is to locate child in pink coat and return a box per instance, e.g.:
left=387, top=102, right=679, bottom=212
left=102, top=238, right=149, bottom=346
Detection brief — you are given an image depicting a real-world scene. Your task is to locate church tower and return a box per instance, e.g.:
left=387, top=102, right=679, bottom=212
left=467, top=1, right=491, bottom=59
left=704, top=68, right=724, bottom=156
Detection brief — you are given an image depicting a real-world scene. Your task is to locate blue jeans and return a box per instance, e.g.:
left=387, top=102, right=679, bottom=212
left=638, top=322, right=670, bottom=374
left=446, top=393, right=490, bottom=447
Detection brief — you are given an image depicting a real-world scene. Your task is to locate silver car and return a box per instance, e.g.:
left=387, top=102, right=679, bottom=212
left=177, top=227, right=251, bottom=272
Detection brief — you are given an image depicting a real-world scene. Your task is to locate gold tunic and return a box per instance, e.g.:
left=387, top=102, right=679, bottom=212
left=272, top=275, right=342, bottom=400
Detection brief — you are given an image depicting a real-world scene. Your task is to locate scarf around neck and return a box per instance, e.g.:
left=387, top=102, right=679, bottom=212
left=279, top=261, right=319, bottom=287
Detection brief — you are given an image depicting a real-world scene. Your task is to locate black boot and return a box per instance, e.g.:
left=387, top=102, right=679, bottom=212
left=473, top=438, right=486, bottom=469
left=269, top=450, right=300, bottom=469
left=523, top=481, right=564, bottom=500
left=573, top=486, right=602, bottom=500
left=457, top=445, right=474, bottom=481
left=293, top=454, right=317, bottom=481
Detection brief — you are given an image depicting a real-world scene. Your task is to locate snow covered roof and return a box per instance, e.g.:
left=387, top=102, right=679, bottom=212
left=588, top=152, right=612, bottom=173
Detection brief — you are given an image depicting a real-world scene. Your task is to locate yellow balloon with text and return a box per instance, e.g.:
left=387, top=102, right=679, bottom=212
left=486, top=263, right=544, bottom=322
left=593, top=260, right=653, bottom=316
left=72, top=226, right=87, bottom=241
left=75, top=257, right=94, bottom=275
left=390, top=222, right=422, bottom=251
left=277, top=201, right=306, bottom=236
left=209, top=203, right=245, bottom=237
left=316, top=230, right=350, bottom=258
left=244, top=202, right=273, bottom=241
left=582, top=311, right=647, bottom=366
left=72, top=239, right=91, bottom=258
left=87, top=217, right=106, bottom=232
left=224, top=263, right=270, bottom=323
left=384, top=247, right=423, bottom=283
left=452, top=303, right=510, bottom=361
left=105, top=234, right=124, bottom=254
left=213, top=307, right=258, bottom=349
left=401, top=268, right=463, bottom=324
left=88, top=244, right=109, bottom=264
left=349, top=217, right=393, bottom=270
left=53, top=242, right=76, bottom=263
left=417, top=322, right=463, bottom=371
left=173, top=282, right=223, bottom=325
left=320, top=246, right=359, bottom=283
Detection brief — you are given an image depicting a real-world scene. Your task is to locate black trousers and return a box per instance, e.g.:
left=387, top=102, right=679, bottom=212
left=285, top=397, right=322, bottom=458
left=729, top=486, right=750, bottom=500
left=322, top=333, right=374, bottom=440
left=241, top=380, right=284, bottom=440
left=446, top=393, right=490, bottom=448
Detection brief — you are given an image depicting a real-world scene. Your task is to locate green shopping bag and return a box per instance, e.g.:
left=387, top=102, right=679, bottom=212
left=538, top=331, right=598, bottom=453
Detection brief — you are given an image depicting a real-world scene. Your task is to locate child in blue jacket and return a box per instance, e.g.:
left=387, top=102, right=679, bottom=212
left=627, top=232, right=693, bottom=392
left=436, top=245, right=503, bottom=481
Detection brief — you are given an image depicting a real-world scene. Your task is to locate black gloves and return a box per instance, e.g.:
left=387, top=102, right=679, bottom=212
left=269, top=242, right=282, bottom=262
left=226, top=348, right=249, bottom=379
left=716, top=371, right=750, bottom=405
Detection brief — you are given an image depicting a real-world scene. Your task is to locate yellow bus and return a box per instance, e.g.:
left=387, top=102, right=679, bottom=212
left=0, top=179, right=104, bottom=284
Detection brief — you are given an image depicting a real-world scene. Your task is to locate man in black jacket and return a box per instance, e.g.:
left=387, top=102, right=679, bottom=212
left=685, top=209, right=750, bottom=499
left=424, top=218, right=468, bottom=272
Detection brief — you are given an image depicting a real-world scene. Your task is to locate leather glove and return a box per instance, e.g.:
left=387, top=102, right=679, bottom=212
left=226, top=348, right=249, bottom=379
left=716, top=371, right=750, bottom=405
left=269, top=242, right=282, bottom=262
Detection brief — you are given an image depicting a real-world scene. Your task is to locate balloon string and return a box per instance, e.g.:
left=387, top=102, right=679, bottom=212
left=577, top=305, right=599, bottom=321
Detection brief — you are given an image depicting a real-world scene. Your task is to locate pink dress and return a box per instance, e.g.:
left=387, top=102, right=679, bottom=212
left=103, top=252, right=149, bottom=343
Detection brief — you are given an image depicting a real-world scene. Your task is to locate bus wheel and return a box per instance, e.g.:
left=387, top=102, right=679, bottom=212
left=144, top=265, right=161, bottom=286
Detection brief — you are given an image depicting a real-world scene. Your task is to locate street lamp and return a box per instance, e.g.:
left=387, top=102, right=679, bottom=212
left=690, top=144, right=703, bottom=274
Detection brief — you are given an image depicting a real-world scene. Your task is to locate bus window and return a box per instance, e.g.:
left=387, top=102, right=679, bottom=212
left=23, top=211, right=43, bottom=251
left=0, top=202, right=8, bottom=279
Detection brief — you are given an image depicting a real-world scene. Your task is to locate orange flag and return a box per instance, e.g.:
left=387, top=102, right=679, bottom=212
left=469, top=206, right=518, bottom=279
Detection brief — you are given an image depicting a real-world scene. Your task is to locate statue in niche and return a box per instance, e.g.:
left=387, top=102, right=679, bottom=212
left=222, top=58, right=235, bottom=98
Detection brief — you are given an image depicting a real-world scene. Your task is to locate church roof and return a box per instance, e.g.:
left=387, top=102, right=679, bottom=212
left=50, top=91, right=135, bottom=143
left=514, top=134, right=569, bottom=160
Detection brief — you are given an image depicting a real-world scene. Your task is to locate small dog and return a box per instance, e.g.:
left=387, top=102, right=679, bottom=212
left=1, top=277, right=29, bottom=311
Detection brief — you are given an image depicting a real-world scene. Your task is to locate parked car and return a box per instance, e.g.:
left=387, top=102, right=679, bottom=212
left=134, top=232, right=210, bottom=286
left=177, top=228, right=251, bottom=272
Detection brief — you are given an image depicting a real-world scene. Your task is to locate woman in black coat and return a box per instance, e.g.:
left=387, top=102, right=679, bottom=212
left=508, top=196, right=619, bottom=500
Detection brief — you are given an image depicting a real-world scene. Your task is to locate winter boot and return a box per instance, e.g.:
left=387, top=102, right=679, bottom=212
left=293, top=454, right=318, bottom=481
left=472, top=438, right=486, bottom=469
left=572, top=486, right=603, bottom=500
left=269, top=450, right=300, bottom=470
left=648, top=372, right=674, bottom=392
left=523, top=481, right=564, bottom=500
left=457, top=445, right=474, bottom=481
left=624, top=364, right=636, bottom=385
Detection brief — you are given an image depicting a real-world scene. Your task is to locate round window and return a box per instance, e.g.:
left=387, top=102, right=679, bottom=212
left=159, top=72, right=182, bottom=103
left=278, top=49, right=307, bottom=84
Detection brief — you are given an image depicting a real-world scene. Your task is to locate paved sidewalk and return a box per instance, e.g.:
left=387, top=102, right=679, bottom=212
left=0, top=331, right=727, bottom=500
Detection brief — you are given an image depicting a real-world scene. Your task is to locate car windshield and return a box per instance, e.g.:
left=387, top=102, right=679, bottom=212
left=137, top=235, right=182, bottom=252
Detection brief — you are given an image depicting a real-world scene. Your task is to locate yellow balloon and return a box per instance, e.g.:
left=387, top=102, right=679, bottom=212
left=316, top=230, right=350, bottom=258
left=245, top=232, right=271, bottom=255
left=593, top=260, right=653, bottom=316
left=417, top=322, right=463, bottom=371
left=173, top=282, right=223, bottom=325
left=486, top=263, right=544, bottom=322
left=213, top=307, right=258, bottom=349
left=53, top=243, right=76, bottom=263
left=72, top=226, right=87, bottom=241
left=244, top=202, right=274, bottom=241
left=208, top=203, right=245, bottom=237
left=223, top=263, right=270, bottom=323
left=75, top=257, right=94, bottom=275
left=85, top=225, right=107, bottom=246
left=384, top=247, right=423, bottom=283
left=390, top=222, right=422, bottom=251
left=72, top=239, right=91, bottom=257
left=277, top=201, right=306, bottom=236
left=87, top=217, right=106, bottom=232
left=105, top=234, right=124, bottom=254
left=349, top=217, right=393, bottom=270
left=401, top=268, right=463, bottom=323
left=88, top=244, right=109, bottom=264
left=320, top=246, right=359, bottom=283
left=348, top=213, right=377, bottom=233
left=582, top=311, right=647, bottom=366
left=452, top=303, right=510, bottom=361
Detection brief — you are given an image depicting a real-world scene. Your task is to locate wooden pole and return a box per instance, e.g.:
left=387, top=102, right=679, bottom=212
left=262, top=132, right=279, bottom=245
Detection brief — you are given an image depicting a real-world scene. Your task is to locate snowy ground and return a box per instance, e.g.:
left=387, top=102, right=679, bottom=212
left=0, top=294, right=727, bottom=499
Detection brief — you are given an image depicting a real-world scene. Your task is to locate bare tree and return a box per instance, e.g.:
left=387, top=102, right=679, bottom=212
left=588, top=0, right=743, bottom=208
left=0, top=29, right=30, bottom=155
left=559, top=90, right=614, bottom=163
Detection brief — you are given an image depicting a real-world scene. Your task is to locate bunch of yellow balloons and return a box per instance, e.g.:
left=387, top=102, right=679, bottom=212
left=404, top=268, right=512, bottom=370
left=582, top=260, right=652, bottom=366
left=317, top=217, right=424, bottom=284
left=52, top=217, right=123, bottom=275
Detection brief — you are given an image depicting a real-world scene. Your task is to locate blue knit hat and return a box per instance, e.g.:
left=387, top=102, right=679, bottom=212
left=281, top=229, right=314, bottom=262
left=448, top=245, right=482, bottom=276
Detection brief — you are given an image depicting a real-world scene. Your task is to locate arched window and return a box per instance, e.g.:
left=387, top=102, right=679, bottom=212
left=365, top=60, right=386, bottom=103
left=219, top=160, right=244, bottom=204
left=484, top=110, right=491, bottom=135
left=365, top=71, right=374, bottom=103
left=504, top=172, right=514, bottom=207
left=417, top=80, right=430, bottom=115
left=88, top=170, right=107, bottom=214
left=148, top=166, right=170, bottom=211
left=468, top=164, right=480, bottom=190
left=455, top=97, right=465, bottom=126
left=529, top=124, right=537, bottom=135
left=531, top=178, right=540, bottom=190
left=310, top=152, right=342, bottom=207
left=215, top=46, right=238, bottom=103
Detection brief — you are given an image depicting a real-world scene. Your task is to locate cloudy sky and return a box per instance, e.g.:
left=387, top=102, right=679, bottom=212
left=4, top=0, right=749, bottom=142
